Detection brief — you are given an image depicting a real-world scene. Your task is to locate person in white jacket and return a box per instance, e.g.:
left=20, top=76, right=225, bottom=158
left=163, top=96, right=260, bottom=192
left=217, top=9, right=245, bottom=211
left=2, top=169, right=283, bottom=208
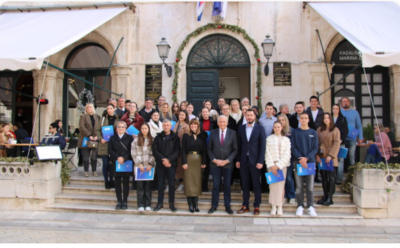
left=148, top=111, right=163, bottom=138
left=265, top=121, right=291, bottom=216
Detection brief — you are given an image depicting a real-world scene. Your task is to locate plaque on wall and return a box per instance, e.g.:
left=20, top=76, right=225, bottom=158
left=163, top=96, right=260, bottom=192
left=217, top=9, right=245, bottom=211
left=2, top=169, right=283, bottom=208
left=273, top=62, right=291, bottom=86
left=145, top=65, right=162, bottom=105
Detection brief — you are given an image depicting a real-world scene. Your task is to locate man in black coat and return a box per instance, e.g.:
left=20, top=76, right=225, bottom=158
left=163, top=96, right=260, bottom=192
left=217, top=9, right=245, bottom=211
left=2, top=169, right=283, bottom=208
left=289, top=101, right=315, bottom=130
left=152, top=119, right=180, bottom=212
left=13, top=122, right=28, bottom=143
left=139, top=97, right=157, bottom=122
left=305, top=96, right=324, bottom=130
left=207, top=115, right=238, bottom=214
left=235, top=110, right=266, bottom=215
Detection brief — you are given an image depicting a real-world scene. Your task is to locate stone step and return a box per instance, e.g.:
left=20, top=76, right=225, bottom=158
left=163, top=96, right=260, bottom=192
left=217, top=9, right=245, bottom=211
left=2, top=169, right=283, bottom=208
left=68, top=178, right=343, bottom=192
left=46, top=202, right=363, bottom=219
left=54, top=193, right=357, bottom=213
left=62, top=184, right=352, bottom=203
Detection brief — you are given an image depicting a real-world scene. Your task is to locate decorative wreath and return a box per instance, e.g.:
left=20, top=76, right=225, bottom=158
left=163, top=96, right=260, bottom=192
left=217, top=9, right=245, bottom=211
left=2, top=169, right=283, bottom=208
left=173, top=23, right=262, bottom=111
left=77, top=88, right=95, bottom=113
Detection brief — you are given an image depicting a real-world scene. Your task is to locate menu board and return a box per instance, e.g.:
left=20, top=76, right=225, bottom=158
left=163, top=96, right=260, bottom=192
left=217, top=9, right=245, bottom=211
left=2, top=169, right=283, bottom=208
left=273, top=62, right=291, bottom=86
left=145, top=65, right=162, bottom=105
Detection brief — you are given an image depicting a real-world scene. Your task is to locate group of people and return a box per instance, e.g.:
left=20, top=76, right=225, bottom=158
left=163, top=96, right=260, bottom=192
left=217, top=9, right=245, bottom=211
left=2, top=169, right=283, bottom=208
left=3, top=93, right=395, bottom=217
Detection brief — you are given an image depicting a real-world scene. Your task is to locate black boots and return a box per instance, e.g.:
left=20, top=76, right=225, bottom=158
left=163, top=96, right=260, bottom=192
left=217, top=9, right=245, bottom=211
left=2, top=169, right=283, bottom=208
left=169, top=203, right=177, bottom=212
left=323, top=172, right=336, bottom=206
left=115, top=201, right=122, bottom=210
left=187, top=197, right=194, bottom=213
left=153, top=203, right=163, bottom=211
left=317, top=173, right=329, bottom=205
left=194, top=197, right=199, bottom=212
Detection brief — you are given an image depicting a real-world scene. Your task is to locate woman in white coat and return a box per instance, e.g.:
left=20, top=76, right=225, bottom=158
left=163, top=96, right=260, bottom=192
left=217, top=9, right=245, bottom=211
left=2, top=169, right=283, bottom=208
left=148, top=111, right=163, bottom=138
left=265, top=121, right=291, bottom=216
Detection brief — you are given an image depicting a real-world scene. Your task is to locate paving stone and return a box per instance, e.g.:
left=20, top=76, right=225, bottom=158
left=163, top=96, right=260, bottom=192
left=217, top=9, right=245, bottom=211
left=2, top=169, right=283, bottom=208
left=269, top=218, right=286, bottom=225
left=301, top=219, right=323, bottom=226
left=284, top=218, right=303, bottom=225
left=235, top=225, right=272, bottom=233
left=233, top=217, right=253, bottom=225
left=253, top=218, right=270, bottom=225
left=383, top=227, right=400, bottom=234
left=272, top=226, right=313, bottom=233
left=340, top=219, right=365, bottom=226
left=311, top=227, right=346, bottom=233
left=194, top=225, right=235, bottom=232
left=320, top=219, right=344, bottom=226
left=160, top=224, right=195, bottom=231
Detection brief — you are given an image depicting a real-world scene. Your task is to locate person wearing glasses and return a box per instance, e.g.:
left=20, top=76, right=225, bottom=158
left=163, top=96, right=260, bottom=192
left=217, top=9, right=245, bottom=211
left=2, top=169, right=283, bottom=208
left=40, top=122, right=66, bottom=150
left=109, top=121, right=134, bottom=210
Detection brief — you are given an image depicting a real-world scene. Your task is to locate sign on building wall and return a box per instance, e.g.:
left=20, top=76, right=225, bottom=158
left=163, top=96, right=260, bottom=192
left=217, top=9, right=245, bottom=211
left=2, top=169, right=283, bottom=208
left=331, top=40, right=361, bottom=65
left=273, top=62, right=291, bottom=86
left=145, top=65, right=162, bottom=105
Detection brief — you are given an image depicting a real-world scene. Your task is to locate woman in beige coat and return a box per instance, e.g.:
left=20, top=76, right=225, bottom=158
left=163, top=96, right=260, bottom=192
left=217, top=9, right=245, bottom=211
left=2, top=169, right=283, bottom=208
left=131, top=123, right=155, bottom=211
left=265, top=121, right=291, bottom=216
left=172, top=110, right=190, bottom=192
left=316, top=113, right=341, bottom=206
left=78, top=103, right=101, bottom=177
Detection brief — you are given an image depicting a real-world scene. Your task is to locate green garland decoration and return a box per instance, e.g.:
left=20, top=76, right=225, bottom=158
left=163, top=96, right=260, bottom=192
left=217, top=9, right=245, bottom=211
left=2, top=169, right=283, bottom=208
left=341, top=162, right=400, bottom=194
left=173, top=23, right=262, bottom=111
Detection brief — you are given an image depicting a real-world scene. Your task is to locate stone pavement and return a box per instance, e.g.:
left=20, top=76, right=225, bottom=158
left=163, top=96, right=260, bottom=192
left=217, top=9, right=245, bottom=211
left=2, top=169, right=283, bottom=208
left=0, top=211, right=400, bottom=243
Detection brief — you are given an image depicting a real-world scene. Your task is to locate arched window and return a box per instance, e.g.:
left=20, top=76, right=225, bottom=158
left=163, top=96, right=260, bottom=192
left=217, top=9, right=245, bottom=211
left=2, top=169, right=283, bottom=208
left=63, top=43, right=112, bottom=132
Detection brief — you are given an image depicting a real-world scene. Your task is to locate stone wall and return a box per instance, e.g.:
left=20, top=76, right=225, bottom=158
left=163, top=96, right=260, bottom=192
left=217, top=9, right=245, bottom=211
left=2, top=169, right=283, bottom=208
left=0, top=162, right=61, bottom=211
left=352, top=169, right=400, bottom=218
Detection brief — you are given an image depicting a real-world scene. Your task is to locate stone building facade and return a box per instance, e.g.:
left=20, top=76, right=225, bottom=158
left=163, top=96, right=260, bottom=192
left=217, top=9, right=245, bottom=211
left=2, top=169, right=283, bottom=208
left=0, top=1, right=398, bottom=141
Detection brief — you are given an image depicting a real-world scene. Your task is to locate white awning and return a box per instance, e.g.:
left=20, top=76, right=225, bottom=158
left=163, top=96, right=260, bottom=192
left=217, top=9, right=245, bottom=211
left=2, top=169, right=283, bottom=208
left=0, top=8, right=127, bottom=71
left=310, top=2, right=400, bottom=68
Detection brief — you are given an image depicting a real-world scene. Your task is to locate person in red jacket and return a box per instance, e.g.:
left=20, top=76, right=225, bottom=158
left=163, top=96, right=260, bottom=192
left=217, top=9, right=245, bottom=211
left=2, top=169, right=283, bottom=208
left=120, top=102, right=145, bottom=132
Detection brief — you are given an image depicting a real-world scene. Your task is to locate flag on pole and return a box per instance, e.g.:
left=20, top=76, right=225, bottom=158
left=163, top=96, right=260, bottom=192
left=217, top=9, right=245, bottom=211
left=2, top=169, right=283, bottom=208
left=212, top=2, right=222, bottom=16
left=221, top=1, right=228, bottom=19
left=196, top=2, right=205, bottom=21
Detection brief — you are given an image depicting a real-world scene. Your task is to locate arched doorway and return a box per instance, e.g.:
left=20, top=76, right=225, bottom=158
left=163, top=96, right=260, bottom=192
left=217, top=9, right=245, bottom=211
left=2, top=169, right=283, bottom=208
left=62, top=43, right=112, bottom=134
left=186, top=34, right=250, bottom=114
left=330, top=40, right=390, bottom=127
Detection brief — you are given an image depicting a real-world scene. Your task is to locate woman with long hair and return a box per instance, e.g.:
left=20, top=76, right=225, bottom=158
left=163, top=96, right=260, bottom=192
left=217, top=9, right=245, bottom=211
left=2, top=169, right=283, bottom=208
left=78, top=103, right=102, bottom=177
left=181, top=119, right=207, bottom=212
left=316, top=113, right=341, bottom=206
left=148, top=111, right=163, bottom=138
left=277, top=114, right=296, bottom=204
left=173, top=110, right=190, bottom=192
left=54, top=119, right=64, bottom=136
left=198, top=107, right=217, bottom=192
left=0, top=123, right=14, bottom=157
left=160, top=102, right=177, bottom=122
left=98, top=104, right=119, bottom=189
left=230, top=99, right=242, bottom=124
left=186, top=103, right=197, bottom=121
left=331, top=104, right=348, bottom=184
left=265, top=121, right=291, bottom=216
left=131, top=123, right=155, bottom=211
left=172, top=102, right=180, bottom=119
left=120, top=102, right=145, bottom=131
left=180, top=101, right=189, bottom=111
left=203, top=100, right=219, bottom=121
left=109, top=121, right=134, bottom=210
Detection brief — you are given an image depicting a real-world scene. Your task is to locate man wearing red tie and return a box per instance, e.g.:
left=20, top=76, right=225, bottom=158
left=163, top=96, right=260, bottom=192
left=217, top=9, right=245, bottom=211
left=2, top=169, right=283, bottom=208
left=207, top=115, right=238, bottom=214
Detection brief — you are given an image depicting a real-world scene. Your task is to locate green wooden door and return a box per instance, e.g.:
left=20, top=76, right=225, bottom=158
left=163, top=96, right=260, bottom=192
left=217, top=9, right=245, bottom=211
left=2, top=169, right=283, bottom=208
left=186, top=69, right=219, bottom=116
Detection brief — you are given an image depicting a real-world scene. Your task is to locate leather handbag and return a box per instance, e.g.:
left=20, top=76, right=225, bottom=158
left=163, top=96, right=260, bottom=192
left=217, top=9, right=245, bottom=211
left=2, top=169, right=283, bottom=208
left=87, top=140, right=99, bottom=148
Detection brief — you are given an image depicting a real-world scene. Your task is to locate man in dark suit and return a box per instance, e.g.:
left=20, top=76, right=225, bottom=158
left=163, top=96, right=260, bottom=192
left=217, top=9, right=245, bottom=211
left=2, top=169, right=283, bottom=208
left=235, top=109, right=266, bottom=215
left=207, top=115, right=238, bottom=214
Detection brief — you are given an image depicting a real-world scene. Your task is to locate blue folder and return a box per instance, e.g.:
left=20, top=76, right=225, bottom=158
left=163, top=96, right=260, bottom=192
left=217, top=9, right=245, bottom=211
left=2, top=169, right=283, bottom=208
left=296, top=163, right=315, bottom=176
left=338, top=147, right=348, bottom=159
left=265, top=170, right=285, bottom=184
left=206, top=131, right=210, bottom=144
left=116, top=160, right=133, bottom=172
left=82, top=137, right=89, bottom=147
left=170, top=121, right=177, bottom=131
left=319, top=158, right=334, bottom=171
left=126, top=125, right=139, bottom=136
left=347, top=125, right=360, bottom=141
left=102, top=125, right=114, bottom=142
left=135, top=167, right=155, bottom=181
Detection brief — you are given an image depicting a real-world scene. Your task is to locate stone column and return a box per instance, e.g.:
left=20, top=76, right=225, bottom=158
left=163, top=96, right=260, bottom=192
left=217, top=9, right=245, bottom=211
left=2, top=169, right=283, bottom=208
left=111, top=66, right=137, bottom=103
left=32, top=67, right=64, bottom=141
left=389, top=65, right=400, bottom=140
left=308, top=63, right=333, bottom=111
